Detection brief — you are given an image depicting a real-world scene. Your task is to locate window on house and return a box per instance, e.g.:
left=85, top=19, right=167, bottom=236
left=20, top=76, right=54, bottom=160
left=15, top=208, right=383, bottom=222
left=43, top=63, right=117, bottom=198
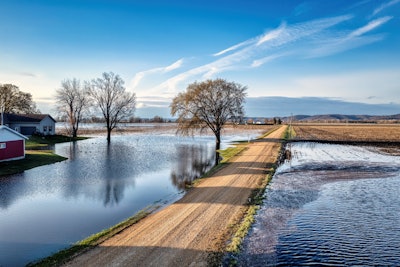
left=43, top=126, right=47, bottom=132
left=0, top=143, right=6, bottom=149
left=49, top=126, right=53, bottom=132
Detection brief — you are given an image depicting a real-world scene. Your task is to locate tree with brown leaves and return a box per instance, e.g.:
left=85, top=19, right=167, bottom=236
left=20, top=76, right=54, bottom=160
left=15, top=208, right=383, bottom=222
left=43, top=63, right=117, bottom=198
left=0, top=83, right=39, bottom=115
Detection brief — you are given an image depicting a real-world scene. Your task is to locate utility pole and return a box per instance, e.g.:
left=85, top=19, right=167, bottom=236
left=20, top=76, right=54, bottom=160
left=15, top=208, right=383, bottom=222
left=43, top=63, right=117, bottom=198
left=0, top=98, right=4, bottom=125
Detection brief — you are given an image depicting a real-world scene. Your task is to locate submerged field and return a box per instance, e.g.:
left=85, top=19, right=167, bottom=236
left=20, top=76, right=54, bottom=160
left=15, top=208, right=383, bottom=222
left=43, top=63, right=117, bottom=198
left=238, top=141, right=400, bottom=266
left=235, top=123, right=400, bottom=265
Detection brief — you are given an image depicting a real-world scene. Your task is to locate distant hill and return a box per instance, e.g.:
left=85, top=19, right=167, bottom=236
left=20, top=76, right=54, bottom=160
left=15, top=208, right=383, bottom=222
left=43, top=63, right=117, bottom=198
left=283, top=114, right=400, bottom=123
left=245, top=97, right=400, bottom=118
left=131, top=96, right=400, bottom=119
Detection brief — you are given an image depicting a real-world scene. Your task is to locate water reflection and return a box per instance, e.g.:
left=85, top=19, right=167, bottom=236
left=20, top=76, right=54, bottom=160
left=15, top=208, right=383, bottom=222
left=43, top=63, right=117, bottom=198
left=171, top=144, right=214, bottom=189
left=0, top=173, right=27, bottom=209
left=55, top=140, right=141, bottom=207
left=0, top=135, right=216, bottom=266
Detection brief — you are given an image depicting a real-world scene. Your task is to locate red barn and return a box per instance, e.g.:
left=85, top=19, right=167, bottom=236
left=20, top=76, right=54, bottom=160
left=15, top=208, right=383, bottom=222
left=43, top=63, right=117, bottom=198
left=0, top=125, right=29, bottom=162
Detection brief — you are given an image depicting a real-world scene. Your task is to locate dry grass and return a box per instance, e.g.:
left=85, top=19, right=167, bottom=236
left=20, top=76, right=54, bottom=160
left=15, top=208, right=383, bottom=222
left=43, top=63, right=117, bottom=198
left=293, top=123, right=400, bottom=142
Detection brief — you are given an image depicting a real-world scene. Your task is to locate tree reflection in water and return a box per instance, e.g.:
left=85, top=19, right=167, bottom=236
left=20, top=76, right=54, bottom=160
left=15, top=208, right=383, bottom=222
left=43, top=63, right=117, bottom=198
left=62, top=140, right=134, bottom=207
left=171, top=144, right=214, bottom=190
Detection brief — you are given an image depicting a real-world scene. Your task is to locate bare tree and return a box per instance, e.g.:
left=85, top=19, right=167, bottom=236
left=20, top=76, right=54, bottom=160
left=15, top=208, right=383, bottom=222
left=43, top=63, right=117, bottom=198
left=55, top=78, right=90, bottom=138
left=170, top=78, right=247, bottom=165
left=0, top=83, right=39, bottom=114
left=88, top=72, right=136, bottom=143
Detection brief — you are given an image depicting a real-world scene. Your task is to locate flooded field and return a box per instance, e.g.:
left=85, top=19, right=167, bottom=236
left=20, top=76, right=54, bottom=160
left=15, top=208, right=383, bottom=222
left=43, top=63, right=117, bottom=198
left=0, top=128, right=265, bottom=267
left=237, top=142, right=400, bottom=266
left=0, top=136, right=205, bottom=266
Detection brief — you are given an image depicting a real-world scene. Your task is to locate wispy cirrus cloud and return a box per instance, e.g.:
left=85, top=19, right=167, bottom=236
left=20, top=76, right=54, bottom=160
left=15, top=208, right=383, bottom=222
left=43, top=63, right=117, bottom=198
left=212, top=39, right=255, bottom=57
left=251, top=53, right=289, bottom=68
left=132, top=2, right=395, bottom=98
left=256, top=23, right=287, bottom=46
left=350, top=16, right=392, bottom=37
left=308, top=16, right=392, bottom=57
left=130, top=58, right=184, bottom=89
left=154, top=15, right=352, bottom=94
left=371, top=0, right=400, bottom=17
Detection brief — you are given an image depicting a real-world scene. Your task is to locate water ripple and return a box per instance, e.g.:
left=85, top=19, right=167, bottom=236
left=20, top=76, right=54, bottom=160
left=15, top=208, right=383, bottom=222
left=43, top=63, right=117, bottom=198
left=236, top=143, right=400, bottom=266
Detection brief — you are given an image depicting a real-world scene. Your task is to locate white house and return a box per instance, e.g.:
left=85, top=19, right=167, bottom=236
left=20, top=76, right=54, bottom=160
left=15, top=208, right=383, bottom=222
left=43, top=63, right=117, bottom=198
left=0, top=125, right=29, bottom=162
left=1, top=113, right=56, bottom=136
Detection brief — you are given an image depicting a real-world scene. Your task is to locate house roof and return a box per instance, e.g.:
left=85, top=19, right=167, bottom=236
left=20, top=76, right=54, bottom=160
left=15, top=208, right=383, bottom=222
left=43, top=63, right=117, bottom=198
left=0, top=125, right=29, bottom=140
left=1, top=113, right=56, bottom=123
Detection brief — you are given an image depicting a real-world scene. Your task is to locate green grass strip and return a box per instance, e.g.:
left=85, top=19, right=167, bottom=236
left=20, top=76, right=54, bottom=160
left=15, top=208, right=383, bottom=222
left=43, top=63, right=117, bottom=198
left=219, top=144, right=248, bottom=164
left=284, top=124, right=296, bottom=140
left=0, top=151, right=67, bottom=177
left=26, top=135, right=88, bottom=149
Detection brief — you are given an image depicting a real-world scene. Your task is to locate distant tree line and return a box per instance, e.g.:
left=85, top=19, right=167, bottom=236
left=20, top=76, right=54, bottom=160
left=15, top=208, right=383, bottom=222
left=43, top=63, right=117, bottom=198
left=244, top=117, right=282, bottom=125
left=56, top=115, right=171, bottom=124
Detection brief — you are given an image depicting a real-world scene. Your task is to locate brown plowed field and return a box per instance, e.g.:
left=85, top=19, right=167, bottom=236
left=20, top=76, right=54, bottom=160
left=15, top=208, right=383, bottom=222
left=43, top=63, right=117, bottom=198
left=293, top=124, right=400, bottom=142
left=62, top=126, right=287, bottom=267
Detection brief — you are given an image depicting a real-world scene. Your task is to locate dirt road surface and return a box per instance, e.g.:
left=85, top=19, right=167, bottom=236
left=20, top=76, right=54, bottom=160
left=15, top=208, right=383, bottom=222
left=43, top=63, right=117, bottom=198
left=63, top=126, right=287, bottom=267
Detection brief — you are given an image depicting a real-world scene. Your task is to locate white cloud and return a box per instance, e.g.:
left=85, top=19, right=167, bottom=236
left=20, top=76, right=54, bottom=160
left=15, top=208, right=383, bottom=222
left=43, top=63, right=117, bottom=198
left=130, top=58, right=184, bottom=89
left=133, top=7, right=393, bottom=102
left=308, top=34, right=384, bottom=58
left=349, top=16, right=392, bottom=37
left=213, top=39, right=255, bottom=57
left=131, top=72, right=146, bottom=89
left=164, top=58, right=184, bottom=72
left=307, top=16, right=392, bottom=58
left=136, top=96, right=171, bottom=109
left=372, top=0, right=400, bottom=17
left=251, top=53, right=289, bottom=68
left=153, top=15, right=353, bottom=94
left=257, top=23, right=286, bottom=46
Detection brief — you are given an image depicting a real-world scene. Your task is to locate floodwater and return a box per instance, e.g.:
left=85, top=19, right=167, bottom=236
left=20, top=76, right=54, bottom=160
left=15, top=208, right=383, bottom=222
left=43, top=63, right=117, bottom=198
left=237, top=142, right=400, bottom=266
left=1, top=130, right=260, bottom=267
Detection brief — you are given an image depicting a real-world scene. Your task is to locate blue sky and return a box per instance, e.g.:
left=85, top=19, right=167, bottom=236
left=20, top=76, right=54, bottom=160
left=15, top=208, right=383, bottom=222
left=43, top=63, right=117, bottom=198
left=0, top=0, right=399, bottom=117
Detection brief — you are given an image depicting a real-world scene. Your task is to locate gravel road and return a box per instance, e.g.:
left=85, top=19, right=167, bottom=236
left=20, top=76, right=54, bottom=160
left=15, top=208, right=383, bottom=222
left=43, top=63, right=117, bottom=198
left=63, top=125, right=286, bottom=267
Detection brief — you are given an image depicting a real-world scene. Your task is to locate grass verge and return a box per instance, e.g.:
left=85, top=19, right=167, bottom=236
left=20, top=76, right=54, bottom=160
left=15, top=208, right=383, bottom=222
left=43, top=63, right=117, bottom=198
left=28, top=205, right=159, bottom=267
left=0, top=150, right=67, bottom=177
left=26, top=135, right=88, bottom=149
left=284, top=124, right=296, bottom=140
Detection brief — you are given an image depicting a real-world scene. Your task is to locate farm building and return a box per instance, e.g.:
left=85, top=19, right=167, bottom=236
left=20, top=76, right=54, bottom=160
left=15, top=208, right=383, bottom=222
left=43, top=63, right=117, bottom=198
left=1, top=113, right=56, bottom=135
left=0, top=125, right=29, bottom=162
